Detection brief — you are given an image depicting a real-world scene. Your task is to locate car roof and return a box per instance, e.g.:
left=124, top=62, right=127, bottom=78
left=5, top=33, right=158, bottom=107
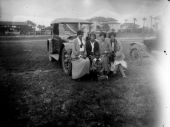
left=51, top=18, right=93, bottom=25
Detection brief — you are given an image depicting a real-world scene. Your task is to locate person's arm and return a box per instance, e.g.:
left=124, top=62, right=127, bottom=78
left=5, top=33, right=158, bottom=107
left=72, top=39, right=79, bottom=56
left=100, top=61, right=104, bottom=73
left=94, top=41, right=99, bottom=54
left=108, top=40, right=112, bottom=53
left=86, top=41, right=91, bottom=57
left=92, top=59, right=96, bottom=70
left=84, top=41, right=87, bottom=57
left=118, top=41, right=123, bottom=51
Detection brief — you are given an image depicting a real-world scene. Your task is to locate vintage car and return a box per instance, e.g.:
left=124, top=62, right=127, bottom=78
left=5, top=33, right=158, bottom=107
left=129, top=31, right=163, bottom=65
left=47, top=18, right=93, bottom=75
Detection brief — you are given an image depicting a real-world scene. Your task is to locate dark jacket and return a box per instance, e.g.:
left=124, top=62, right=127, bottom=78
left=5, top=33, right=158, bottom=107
left=86, top=40, right=99, bottom=57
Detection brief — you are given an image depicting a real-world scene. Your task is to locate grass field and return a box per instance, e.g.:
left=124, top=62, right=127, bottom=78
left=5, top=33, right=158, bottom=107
left=0, top=39, right=162, bottom=127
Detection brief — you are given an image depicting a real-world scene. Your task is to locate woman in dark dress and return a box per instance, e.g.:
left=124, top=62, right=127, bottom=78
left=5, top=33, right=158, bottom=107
left=86, top=32, right=99, bottom=65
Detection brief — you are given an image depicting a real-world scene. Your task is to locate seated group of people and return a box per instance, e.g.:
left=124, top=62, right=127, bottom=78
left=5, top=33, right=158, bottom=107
left=71, top=30, right=127, bottom=80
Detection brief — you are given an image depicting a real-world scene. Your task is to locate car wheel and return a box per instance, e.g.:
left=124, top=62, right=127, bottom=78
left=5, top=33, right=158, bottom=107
left=130, top=48, right=143, bottom=65
left=62, top=47, right=72, bottom=75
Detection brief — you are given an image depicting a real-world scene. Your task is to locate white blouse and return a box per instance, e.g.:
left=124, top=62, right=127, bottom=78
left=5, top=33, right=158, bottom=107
left=90, top=41, right=94, bottom=52
left=77, top=37, right=85, bottom=51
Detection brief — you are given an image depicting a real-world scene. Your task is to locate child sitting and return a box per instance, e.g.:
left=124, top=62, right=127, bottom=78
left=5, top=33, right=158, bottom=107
left=113, top=51, right=127, bottom=78
left=109, top=32, right=127, bottom=78
left=91, top=52, right=108, bottom=80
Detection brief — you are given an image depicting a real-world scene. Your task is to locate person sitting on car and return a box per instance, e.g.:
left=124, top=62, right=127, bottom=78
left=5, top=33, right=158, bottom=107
left=86, top=32, right=99, bottom=66
left=71, top=30, right=90, bottom=79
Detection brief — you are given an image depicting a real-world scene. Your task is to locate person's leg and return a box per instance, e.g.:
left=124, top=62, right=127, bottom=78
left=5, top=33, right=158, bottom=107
left=119, top=64, right=126, bottom=78
left=102, top=56, right=110, bottom=72
left=114, top=64, right=118, bottom=74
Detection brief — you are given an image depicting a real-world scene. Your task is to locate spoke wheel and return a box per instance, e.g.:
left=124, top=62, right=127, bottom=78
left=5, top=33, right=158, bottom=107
left=130, top=48, right=143, bottom=65
left=62, top=47, right=72, bottom=75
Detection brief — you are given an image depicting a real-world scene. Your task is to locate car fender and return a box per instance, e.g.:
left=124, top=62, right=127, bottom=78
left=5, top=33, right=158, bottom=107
left=130, top=41, right=150, bottom=56
left=47, top=38, right=52, bottom=52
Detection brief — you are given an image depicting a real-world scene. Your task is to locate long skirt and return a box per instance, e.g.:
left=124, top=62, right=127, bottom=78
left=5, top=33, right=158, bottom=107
left=72, top=57, right=90, bottom=79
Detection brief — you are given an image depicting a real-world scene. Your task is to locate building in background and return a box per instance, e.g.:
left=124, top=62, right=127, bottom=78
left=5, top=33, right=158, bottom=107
left=102, top=21, right=120, bottom=32
left=0, top=21, right=27, bottom=35
left=87, top=16, right=120, bottom=32
left=120, top=23, right=140, bottom=32
left=153, top=15, right=162, bottom=31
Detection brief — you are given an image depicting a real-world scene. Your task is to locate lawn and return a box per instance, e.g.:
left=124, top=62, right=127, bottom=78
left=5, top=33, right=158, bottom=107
left=1, top=58, right=160, bottom=127
left=0, top=40, right=161, bottom=127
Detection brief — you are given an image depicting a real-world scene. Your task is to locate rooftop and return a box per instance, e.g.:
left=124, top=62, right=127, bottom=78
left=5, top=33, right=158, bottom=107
left=0, top=21, right=27, bottom=26
left=121, top=23, right=140, bottom=27
left=102, top=21, right=120, bottom=24
left=51, top=18, right=93, bottom=25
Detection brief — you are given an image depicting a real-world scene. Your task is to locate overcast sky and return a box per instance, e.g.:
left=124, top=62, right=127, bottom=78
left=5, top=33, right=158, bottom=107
left=0, top=0, right=169, bottom=27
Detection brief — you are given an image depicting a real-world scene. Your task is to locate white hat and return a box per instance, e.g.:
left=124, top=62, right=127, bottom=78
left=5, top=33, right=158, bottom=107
left=115, top=51, right=125, bottom=61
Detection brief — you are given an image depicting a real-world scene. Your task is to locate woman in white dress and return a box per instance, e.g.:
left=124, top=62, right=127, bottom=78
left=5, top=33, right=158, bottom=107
left=71, top=30, right=90, bottom=79
left=109, top=32, right=127, bottom=78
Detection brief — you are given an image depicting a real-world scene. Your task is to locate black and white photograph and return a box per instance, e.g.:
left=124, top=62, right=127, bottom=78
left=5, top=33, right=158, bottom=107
left=0, top=0, right=170, bottom=127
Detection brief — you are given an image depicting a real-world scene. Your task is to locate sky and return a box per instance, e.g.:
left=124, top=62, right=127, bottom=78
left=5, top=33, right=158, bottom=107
left=0, top=0, right=169, bottom=27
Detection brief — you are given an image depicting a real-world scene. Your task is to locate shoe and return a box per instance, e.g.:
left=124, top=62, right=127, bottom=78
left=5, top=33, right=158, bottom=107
left=98, top=75, right=107, bottom=81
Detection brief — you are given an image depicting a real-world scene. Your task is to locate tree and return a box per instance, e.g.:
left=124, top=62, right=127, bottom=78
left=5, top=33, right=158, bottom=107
left=96, top=25, right=101, bottom=31
left=42, top=25, right=45, bottom=29
left=26, top=20, right=36, bottom=27
left=20, top=25, right=32, bottom=34
left=133, top=18, right=137, bottom=29
left=37, top=25, right=46, bottom=30
left=89, top=24, right=95, bottom=32
left=143, top=17, right=147, bottom=32
left=102, top=24, right=110, bottom=32
left=37, top=25, right=43, bottom=30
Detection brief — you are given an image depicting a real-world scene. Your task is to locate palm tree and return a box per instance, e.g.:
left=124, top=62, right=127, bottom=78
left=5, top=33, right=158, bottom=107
left=133, top=18, right=137, bottom=29
left=143, top=17, right=147, bottom=32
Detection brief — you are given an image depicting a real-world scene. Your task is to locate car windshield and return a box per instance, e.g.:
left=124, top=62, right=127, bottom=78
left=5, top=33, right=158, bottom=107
left=64, top=24, right=78, bottom=34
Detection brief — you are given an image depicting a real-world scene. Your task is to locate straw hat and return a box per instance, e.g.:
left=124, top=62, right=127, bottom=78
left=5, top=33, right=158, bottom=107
left=115, top=51, right=125, bottom=61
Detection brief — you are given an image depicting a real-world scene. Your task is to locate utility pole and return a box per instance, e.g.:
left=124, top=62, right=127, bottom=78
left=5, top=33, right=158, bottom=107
left=34, top=14, right=35, bottom=37
left=0, top=0, right=1, bottom=21
left=150, top=15, right=153, bottom=29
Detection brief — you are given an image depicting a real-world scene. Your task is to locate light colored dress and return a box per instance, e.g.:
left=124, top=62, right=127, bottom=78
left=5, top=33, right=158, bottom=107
left=110, top=40, right=127, bottom=71
left=71, top=37, right=90, bottom=79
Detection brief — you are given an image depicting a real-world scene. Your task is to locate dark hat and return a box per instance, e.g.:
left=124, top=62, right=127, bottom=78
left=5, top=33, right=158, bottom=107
left=99, top=32, right=106, bottom=38
left=89, top=32, right=96, bottom=39
left=77, top=30, right=84, bottom=35
left=109, top=32, right=116, bottom=38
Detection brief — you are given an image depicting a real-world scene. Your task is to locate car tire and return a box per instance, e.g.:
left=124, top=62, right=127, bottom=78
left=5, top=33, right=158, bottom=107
left=130, top=48, right=143, bottom=65
left=61, top=47, right=72, bottom=76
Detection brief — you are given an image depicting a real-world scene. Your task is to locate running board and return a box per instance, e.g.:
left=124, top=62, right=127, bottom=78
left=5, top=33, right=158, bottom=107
left=51, top=54, right=59, bottom=61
